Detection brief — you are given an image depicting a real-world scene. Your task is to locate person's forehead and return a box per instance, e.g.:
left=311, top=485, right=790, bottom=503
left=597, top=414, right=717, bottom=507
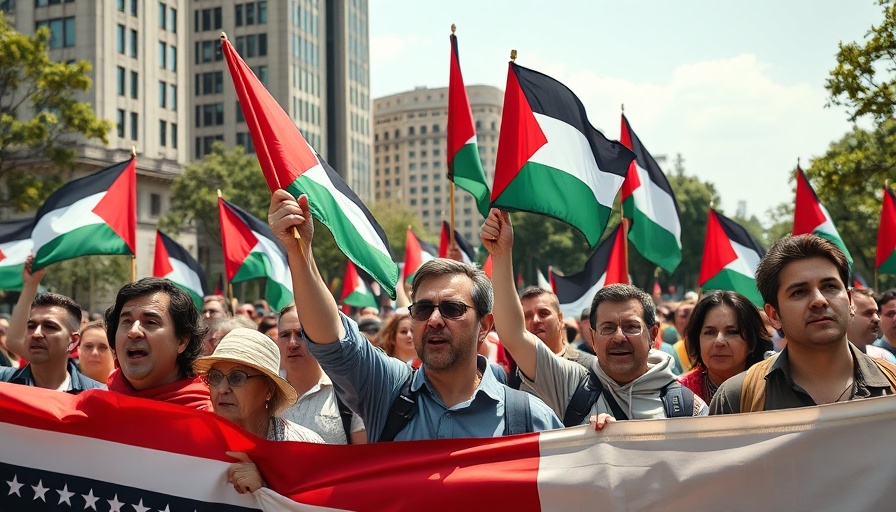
left=596, top=299, right=644, bottom=322
left=204, top=301, right=224, bottom=311
left=778, top=257, right=841, bottom=288
left=521, top=294, right=556, bottom=312
left=30, top=305, right=68, bottom=324
left=881, top=300, right=896, bottom=313
left=852, top=294, right=877, bottom=311
left=415, top=273, right=474, bottom=299
left=278, top=309, right=299, bottom=327
left=123, top=291, right=170, bottom=312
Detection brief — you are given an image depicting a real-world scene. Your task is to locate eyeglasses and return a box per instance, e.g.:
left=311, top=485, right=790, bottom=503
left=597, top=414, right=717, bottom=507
left=596, top=324, right=644, bottom=337
left=201, top=369, right=266, bottom=388
left=408, top=300, right=475, bottom=321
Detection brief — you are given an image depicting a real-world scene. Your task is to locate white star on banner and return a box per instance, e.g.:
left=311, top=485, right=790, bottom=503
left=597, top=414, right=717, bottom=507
left=6, top=475, right=23, bottom=497
left=132, top=498, right=151, bottom=512
left=108, top=494, right=124, bottom=512
left=160, top=505, right=171, bottom=512
left=32, top=480, right=49, bottom=502
left=81, top=488, right=99, bottom=510
left=57, top=483, right=75, bottom=505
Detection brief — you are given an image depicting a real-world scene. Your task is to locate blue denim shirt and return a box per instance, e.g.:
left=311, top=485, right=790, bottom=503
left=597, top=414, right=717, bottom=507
left=0, top=359, right=106, bottom=393
left=304, top=313, right=562, bottom=442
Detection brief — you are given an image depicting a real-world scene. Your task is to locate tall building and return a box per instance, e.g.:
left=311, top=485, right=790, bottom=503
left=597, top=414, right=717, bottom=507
left=1, top=0, right=371, bottom=305
left=373, top=85, right=502, bottom=245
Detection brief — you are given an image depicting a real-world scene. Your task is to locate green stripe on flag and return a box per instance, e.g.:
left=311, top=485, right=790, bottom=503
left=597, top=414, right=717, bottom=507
left=493, top=161, right=611, bottom=246
left=0, top=265, right=24, bottom=291
left=623, top=196, right=682, bottom=273
left=452, top=142, right=490, bottom=218
left=34, top=224, right=131, bottom=269
left=879, top=251, right=896, bottom=274
left=702, top=268, right=764, bottom=307
left=813, top=230, right=853, bottom=269
left=232, top=252, right=294, bottom=311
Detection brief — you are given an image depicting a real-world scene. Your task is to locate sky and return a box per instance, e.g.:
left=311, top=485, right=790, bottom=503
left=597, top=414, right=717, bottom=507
left=369, top=0, right=883, bottom=223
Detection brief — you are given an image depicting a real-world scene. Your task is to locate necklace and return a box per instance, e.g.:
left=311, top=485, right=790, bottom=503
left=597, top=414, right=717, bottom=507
left=834, top=378, right=854, bottom=403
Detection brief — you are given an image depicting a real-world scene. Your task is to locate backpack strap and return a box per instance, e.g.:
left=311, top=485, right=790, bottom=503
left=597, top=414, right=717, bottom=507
left=660, top=381, right=695, bottom=417
left=378, top=371, right=417, bottom=442
left=872, top=358, right=896, bottom=393
left=739, top=354, right=777, bottom=413
left=563, top=369, right=604, bottom=427
left=502, top=387, right=533, bottom=435
left=334, top=394, right=355, bottom=445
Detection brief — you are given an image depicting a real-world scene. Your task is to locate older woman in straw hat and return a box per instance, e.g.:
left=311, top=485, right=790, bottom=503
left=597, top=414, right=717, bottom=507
left=195, top=328, right=323, bottom=494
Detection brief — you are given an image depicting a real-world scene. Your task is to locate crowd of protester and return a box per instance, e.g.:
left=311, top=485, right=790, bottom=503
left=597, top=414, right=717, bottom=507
left=1, top=194, right=896, bottom=495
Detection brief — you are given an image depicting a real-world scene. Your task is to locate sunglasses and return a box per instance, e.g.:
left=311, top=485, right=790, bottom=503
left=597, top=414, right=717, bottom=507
left=408, top=300, right=475, bottom=321
left=201, top=369, right=265, bottom=388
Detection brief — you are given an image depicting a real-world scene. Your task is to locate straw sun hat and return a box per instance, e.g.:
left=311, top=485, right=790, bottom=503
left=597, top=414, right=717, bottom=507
left=193, top=327, right=298, bottom=414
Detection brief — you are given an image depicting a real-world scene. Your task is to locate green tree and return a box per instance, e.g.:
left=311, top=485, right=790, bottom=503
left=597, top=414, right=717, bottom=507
left=511, top=212, right=590, bottom=286
left=42, top=255, right=131, bottom=313
left=0, top=12, right=111, bottom=211
left=369, top=198, right=430, bottom=259
left=827, top=0, right=896, bottom=122
left=657, top=173, right=717, bottom=295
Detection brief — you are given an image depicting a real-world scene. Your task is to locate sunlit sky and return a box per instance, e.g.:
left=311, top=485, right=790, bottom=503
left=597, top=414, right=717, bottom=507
left=369, top=0, right=881, bottom=223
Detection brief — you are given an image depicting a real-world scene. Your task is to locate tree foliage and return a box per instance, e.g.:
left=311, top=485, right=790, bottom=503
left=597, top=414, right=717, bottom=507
left=511, top=212, right=591, bottom=284
left=42, top=255, right=131, bottom=313
left=0, top=12, right=111, bottom=211
left=369, top=199, right=430, bottom=259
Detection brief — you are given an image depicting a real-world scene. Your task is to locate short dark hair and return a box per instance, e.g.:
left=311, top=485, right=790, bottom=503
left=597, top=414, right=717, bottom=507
left=411, top=259, right=492, bottom=318
left=519, top=286, right=560, bottom=312
left=590, top=284, right=656, bottom=330
left=32, top=293, right=82, bottom=333
left=684, top=290, right=773, bottom=370
left=878, top=289, right=896, bottom=310
left=755, top=235, right=850, bottom=310
left=106, top=278, right=206, bottom=378
left=579, top=308, right=591, bottom=322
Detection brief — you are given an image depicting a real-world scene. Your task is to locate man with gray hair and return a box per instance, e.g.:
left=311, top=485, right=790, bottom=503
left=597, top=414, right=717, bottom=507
left=268, top=191, right=561, bottom=442
left=481, top=209, right=706, bottom=426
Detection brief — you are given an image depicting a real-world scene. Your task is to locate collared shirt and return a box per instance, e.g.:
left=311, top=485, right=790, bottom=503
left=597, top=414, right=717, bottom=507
left=304, top=313, right=562, bottom=442
left=0, top=359, right=106, bottom=393
left=709, top=343, right=894, bottom=414
left=873, top=337, right=896, bottom=357
left=281, top=371, right=365, bottom=445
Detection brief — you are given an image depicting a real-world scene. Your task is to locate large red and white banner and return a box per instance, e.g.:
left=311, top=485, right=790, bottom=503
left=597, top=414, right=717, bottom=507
left=2, top=382, right=894, bottom=511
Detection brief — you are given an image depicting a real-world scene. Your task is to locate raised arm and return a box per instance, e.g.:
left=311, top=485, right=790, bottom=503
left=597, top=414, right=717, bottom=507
left=268, top=190, right=344, bottom=343
left=480, top=208, right=539, bottom=380
left=7, top=255, right=45, bottom=359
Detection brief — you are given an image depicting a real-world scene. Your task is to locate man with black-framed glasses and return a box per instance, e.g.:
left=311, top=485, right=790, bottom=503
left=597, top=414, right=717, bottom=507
left=268, top=191, right=561, bottom=442
left=481, top=209, right=707, bottom=426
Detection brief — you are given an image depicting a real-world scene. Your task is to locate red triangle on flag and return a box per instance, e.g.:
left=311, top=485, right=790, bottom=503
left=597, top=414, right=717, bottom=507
left=91, top=157, right=136, bottom=254
left=699, top=209, right=738, bottom=285
left=482, top=254, right=493, bottom=279
left=447, top=34, right=476, bottom=172
left=876, top=187, right=896, bottom=271
left=491, top=64, right=548, bottom=201
left=340, top=260, right=361, bottom=314
left=793, top=167, right=828, bottom=235
left=618, top=115, right=642, bottom=204
left=438, top=222, right=450, bottom=258
left=403, top=229, right=426, bottom=282
left=218, top=198, right=259, bottom=282
left=152, top=230, right=174, bottom=277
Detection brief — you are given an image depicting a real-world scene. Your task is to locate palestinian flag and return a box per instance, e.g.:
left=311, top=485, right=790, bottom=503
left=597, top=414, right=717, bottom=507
left=491, top=62, right=635, bottom=247
left=403, top=228, right=437, bottom=283
left=153, top=230, right=207, bottom=307
left=699, top=209, right=766, bottom=306
left=851, top=271, right=869, bottom=289
left=793, top=166, right=853, bottom=268
left=31, top=158, right=136, bottom=271
left=218, top=198, right=293, bottom=311
left=222, top=37, right=398, bottom=299
left=341, top=260, right=377, bottom=311
left=619, top=114, right=682, bottom=273
left=0, top=219, right=34, bottom=291
left=438, top=221, right=476, bottom=264
left=551, top=225, right=628, bottom=319
left=447, top=31, right=490, bottom=218
left=876, top=186, right=896, bottom=274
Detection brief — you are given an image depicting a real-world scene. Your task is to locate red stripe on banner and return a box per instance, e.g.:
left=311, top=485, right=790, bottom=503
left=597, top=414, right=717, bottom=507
left=152, top=230, right=174, bottom=277
left=91, top=157, right=137, bottom=254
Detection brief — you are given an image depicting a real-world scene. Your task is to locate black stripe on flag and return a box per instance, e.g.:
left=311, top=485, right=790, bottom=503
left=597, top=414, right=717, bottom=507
left=158, top=231, right=208, bottom=295
left=34, top=159, right=131, bottom=218
left=715, top=211, right=766, bottom=257
left=0, top=218, right=34, bottom=244
left=510, top=64, right=634, bottom=178
left=552, top=229, right=616, bottom=305
left=622, top=115, right=680, bottom=212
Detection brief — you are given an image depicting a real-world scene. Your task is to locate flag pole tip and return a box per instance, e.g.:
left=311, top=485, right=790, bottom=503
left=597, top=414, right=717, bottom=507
left=131, top=146, right=136, bottom=157
left=451, top=23, right=456, bottom=34
left=621, top=103, right=624, bottom=113
left=216, top=189, right=222, bottom=198
left=709, top=200, right=715, bottom=210
left=221, top=32, right=227, bottom=40
left=510, top=49, right=517, bottom=62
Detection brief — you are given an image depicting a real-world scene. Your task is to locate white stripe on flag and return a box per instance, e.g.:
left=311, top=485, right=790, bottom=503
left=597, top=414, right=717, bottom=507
left=632, top=165, right=681, bottom=241
left=0, top=239, right=33, bottom=268
left=529, top=113, right=623, bottom=209
left=251, top=232, right=294, bottom=294
left=724, top=239, right=762, bottom=278
left=163, top=258, right=205, bottom=298
left=558, top=274, right=606, bottom=320
left=31, top=193, right=105, bottom=248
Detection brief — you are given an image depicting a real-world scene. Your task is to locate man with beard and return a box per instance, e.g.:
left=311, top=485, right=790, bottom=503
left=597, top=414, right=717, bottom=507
left=481, top=209, right=706, bottom=426
left=711, top=235, right=896, bottom=414
left=268, top=191, right=561, bottom=442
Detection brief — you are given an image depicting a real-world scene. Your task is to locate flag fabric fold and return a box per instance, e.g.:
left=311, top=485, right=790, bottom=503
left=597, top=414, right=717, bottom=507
left=551, top=225, right=628, bottom=319
left=402, top=228, right=437, bottom=283
left=0, top=219, right=34, bottom=291
left=438, top=221, right=476, bottom=264
left=218, top=198, right=293, bottom=311
left=491, top=62, right=635, bottom=247
left=153, top=230, right=208, bottom=307
left=447, top=32, right=490, bottom=218
left=793, top=166, right=852, bottom=268
left=5, top=382, right=896, bottom=511
left=619, top=114, right=682, bottom=273
left=222, top=37, right=398, bottom=299
left=876, top=186, right=896, bottom=274
left=31, top=157, right=136, bottom=271
left=699, top=209, right=766, bottom=306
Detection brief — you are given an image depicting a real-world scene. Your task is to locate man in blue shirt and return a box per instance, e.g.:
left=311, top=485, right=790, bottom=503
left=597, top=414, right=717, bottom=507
left=268, top=191, right=562, bottom=442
